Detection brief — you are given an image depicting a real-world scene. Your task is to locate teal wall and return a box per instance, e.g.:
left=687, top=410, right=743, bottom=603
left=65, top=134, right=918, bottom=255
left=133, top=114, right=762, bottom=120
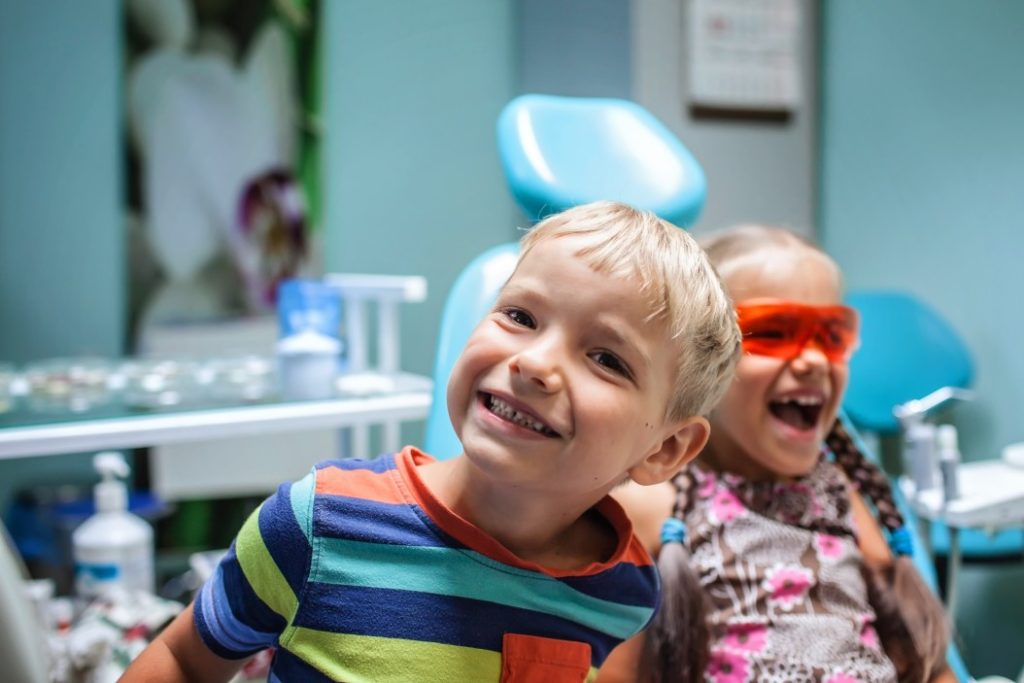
left=323, top=0, right=520, bottom=406
left=0, top=0, right=124, bottom=362
left=820, top=2, right=1024, bottom=677
left=0, top=1, right=124, bottom=516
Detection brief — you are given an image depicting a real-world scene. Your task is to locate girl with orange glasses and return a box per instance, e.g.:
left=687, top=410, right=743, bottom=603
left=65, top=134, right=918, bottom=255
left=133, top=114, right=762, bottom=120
left=601, top=225, right=953, bottom=683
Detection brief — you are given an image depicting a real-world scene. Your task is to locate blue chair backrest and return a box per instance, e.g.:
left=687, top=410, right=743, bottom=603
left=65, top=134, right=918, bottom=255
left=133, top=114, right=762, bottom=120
left=424, top=95, right=707, bottom=459
left=497, top=94, right=706, bottom=226
left=844, top=290, right=973, bottom=434
left=424, top=243, right=520, bottom=459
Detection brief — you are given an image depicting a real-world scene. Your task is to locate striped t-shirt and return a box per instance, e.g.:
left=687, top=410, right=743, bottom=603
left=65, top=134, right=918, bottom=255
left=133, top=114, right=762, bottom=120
left=194, top=447, right=659, bottom=682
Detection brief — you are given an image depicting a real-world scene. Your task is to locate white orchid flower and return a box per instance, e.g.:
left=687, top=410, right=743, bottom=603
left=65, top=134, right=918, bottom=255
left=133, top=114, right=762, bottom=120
left=127, top=14, right=304, bottom=325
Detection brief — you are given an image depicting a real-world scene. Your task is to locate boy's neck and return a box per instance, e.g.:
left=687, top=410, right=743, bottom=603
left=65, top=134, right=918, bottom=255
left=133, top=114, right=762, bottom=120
left=417, top=456, right=618, bottom=570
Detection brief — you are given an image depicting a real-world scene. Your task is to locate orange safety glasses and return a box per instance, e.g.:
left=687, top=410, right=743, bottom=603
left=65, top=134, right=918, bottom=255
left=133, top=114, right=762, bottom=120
left=735, top=300, right=860, bottom=362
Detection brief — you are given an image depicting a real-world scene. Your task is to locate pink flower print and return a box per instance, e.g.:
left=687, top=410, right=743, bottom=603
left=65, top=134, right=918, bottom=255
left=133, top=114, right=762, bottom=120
left=722, top=472, right=744, bottom=487
left=721, top=622, right=768, bottom=653
left=696, top=469, right=717, bottom=499
left=858, top=614, right=880, bottom=650
left=709, top=489, right=746, bottom=524
left=706, top=648, right=751, bottom=683
left=790, top=482, right=824, bottom=518
left=814, top=533, right=844, bottom=562
left=762, top=564, right=814, bottom=610
left=826, top=673, right=863, bottom=683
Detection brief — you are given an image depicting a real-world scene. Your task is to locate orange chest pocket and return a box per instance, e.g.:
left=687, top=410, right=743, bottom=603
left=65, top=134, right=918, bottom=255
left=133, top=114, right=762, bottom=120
left=500, top=633, right=592, bottom=683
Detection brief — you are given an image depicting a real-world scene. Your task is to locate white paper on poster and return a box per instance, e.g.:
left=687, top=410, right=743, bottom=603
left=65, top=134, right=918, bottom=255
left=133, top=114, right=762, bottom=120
left=687, top=0, right=802, bottom=111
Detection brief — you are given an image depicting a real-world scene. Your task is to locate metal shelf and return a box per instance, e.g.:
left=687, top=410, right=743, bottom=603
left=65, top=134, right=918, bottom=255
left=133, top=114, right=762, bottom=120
left=0, top=376, right=431, bottom=461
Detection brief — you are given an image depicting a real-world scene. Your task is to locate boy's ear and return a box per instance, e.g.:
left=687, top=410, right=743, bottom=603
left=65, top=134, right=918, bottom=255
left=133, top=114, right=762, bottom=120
left=629, top=416, right=710, bottom=486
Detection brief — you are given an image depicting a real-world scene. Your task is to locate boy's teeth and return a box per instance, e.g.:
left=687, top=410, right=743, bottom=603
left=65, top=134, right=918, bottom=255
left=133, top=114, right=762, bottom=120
left=487, top=395, right=554, bottom=435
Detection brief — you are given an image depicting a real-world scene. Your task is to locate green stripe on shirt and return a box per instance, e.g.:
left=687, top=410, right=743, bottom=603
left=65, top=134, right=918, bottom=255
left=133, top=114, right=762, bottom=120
left=236, top=504, right=299, bottom=619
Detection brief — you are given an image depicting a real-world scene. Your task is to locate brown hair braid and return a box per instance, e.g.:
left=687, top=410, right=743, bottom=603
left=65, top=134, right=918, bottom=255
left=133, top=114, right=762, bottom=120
left=639, top=468, right=708, bottom=683
left=825, top=419, right=951, bottom=683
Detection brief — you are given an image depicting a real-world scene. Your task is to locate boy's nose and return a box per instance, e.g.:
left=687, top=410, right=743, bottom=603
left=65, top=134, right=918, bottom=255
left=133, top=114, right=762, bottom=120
left=509, top=344, right=564, bottom=393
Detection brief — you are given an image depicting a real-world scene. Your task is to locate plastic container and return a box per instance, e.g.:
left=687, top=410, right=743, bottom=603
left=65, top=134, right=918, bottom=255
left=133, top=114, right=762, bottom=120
left=120, top=358, right=203, bottom=409
left=277, top=278, right=342, bottom=340
left=72, top=453, right=154, bottom=600
left=903, top=422, right=938, bottom=492
left=206, top=355, right=275, bottom=403
left=277, top=333, right=340, bottom=400
left=276, top=279, right=342, bottom=401
left=936, top=424, right=961, bottom=502
left=24, top=357, right=113, bottom=413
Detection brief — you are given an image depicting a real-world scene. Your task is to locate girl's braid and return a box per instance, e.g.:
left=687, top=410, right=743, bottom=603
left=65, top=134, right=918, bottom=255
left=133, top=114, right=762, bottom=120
left=825, top=418, right=905, bottom=533
left=670, top=466, right=697, bottom=520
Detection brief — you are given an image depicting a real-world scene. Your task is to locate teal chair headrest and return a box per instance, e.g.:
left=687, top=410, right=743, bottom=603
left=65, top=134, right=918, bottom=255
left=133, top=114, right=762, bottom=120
left=497, top=94, right=706, bottom=227
left=844, top=290, right=973, bottom=434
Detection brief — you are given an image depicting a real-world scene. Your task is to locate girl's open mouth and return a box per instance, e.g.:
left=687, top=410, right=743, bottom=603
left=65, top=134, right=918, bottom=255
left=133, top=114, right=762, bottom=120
left=768, top=396, right=824, bottom=432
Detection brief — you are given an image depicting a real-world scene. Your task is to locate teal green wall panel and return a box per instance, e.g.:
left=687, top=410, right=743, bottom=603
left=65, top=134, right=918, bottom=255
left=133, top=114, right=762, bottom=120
left=0, top=0, right=124, bottom=363
left=820, top=2, right=1024, bottom=676
left=323, top=0, right=520, bottom=400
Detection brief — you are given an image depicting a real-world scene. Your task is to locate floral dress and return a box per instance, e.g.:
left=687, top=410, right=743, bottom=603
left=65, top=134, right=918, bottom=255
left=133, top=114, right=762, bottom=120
left=682, top=459, right=897, bottom=683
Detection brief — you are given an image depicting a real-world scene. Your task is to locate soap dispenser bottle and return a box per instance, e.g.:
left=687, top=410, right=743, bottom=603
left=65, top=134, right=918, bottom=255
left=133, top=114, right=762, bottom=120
left=72, top=452, right=154, bottom=600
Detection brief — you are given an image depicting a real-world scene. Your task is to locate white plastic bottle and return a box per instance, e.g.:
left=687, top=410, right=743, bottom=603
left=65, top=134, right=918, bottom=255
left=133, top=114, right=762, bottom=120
left=72, top=452, right=154, bottom=600
left=936, top=424, right=961, bottom=502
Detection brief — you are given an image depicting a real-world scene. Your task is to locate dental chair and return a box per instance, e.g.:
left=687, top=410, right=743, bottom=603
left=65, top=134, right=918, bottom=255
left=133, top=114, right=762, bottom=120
left=844, top=291, right=1024, bottom=596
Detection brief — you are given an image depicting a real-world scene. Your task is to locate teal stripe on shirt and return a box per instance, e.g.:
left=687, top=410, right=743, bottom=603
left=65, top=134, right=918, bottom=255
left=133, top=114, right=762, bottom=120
left=289, top=470, right=316, bottom=545
left=313, top=537, right=651, bottom=640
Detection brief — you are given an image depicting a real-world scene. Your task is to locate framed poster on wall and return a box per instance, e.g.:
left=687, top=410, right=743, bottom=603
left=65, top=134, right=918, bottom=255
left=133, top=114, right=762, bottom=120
left=686, top=0, right=802, bottom=121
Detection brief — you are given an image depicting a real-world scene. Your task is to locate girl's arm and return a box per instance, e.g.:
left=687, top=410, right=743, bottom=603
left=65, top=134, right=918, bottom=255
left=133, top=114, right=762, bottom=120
left=929, top=666, right=960, bottom=683
left=848, top=486, right=893, bottom=569
left=121, top=602, right=243, bottom=683
left=611, top=480, right=676, bottom=556
left=598, top=481, right=675, bottom=682
left=596, top=633, right=645, bottom=683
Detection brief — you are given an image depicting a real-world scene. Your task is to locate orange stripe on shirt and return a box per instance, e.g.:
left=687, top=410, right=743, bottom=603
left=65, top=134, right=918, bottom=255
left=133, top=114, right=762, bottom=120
left=315, top=465, right=405, bottom=504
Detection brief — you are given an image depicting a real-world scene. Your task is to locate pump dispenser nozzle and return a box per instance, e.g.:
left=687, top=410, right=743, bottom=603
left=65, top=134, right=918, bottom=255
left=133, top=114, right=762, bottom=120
left=93, top=451, right=129, bottom=513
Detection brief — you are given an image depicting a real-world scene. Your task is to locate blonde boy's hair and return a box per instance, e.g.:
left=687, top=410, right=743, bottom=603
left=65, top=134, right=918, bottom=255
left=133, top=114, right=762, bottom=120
left=519, top=201, right=741, bottom=420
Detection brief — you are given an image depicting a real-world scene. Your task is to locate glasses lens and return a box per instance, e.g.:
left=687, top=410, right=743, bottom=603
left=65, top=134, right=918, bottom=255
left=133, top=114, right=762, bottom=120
left=814, top=307, right=859, bottom=361
left=738, top=306, right=808, bottom=359
left=738, top=303, right=859, bottom=361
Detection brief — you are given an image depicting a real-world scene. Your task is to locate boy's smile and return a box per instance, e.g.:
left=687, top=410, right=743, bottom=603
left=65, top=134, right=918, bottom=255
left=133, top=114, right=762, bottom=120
left=443, top=233, right=684, bottom=510
left=478, top=391, right=562, bottom=438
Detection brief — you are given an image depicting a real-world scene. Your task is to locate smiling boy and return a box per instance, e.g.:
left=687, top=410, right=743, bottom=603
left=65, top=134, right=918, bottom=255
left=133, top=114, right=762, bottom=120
left=123, top=201, right=741, bottom=683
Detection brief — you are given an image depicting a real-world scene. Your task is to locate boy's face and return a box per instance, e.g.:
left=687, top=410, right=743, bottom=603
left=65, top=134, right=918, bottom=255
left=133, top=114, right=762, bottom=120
left=708, top=249, right=849, bottom=480
left=446, top=234, right=684, bottom=503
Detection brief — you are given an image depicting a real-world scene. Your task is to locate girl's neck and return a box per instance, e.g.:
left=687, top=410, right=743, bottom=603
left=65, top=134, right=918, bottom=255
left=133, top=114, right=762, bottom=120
left=699, top=445, right=793, bottom=483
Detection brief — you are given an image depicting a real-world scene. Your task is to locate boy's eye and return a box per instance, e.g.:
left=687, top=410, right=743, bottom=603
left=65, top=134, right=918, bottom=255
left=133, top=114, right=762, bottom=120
left=503, top=307, right=535, bottom=328
left=591, top=350, right=631, bottom=379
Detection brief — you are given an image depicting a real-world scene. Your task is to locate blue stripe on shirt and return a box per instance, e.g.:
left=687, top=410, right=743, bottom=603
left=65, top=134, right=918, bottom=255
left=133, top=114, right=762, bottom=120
left=313, top=494, right=463, bottom=549
left=258, top=482, right=313, bottom=595
left=293, top=582, right=622, bottom=665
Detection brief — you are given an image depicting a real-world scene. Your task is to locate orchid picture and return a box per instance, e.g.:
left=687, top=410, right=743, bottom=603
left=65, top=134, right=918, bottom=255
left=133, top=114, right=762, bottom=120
left=123, top=0, right=321, bottom=344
